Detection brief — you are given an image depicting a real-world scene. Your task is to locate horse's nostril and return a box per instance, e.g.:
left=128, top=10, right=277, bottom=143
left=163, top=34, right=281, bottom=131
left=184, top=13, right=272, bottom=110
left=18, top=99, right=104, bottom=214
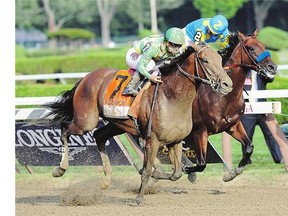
left=268, top=64, right=276, bottom=71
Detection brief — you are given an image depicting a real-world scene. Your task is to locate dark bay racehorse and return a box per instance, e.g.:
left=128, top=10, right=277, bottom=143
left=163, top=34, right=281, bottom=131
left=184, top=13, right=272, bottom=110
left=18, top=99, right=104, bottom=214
left=43, top=43, right=233, bottom=204
left=183, top=30, right=277, bottom=181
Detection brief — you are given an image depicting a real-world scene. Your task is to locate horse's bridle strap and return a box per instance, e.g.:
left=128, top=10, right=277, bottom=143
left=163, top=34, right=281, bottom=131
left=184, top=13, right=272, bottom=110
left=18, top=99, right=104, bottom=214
left=176, top=63, right=211, bottom=85
left=223, top=64, right=257, bottom=70
left=224, top=41, right=271, bottom=71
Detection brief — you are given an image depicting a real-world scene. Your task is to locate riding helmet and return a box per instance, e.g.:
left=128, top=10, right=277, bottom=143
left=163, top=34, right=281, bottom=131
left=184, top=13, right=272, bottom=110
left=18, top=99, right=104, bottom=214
left=165, top=27, right=185, bottom=45
left=208, top=15, right=228, bottom=35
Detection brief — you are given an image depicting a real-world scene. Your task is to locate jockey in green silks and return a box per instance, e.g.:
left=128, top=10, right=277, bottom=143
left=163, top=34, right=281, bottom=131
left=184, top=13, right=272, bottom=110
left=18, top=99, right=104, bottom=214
left=123, top=27, right=186, bottom=96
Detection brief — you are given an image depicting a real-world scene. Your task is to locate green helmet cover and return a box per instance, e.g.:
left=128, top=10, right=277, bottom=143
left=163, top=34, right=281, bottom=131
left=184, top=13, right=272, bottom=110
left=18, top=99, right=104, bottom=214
left=165, top=27, right=185, bottom=45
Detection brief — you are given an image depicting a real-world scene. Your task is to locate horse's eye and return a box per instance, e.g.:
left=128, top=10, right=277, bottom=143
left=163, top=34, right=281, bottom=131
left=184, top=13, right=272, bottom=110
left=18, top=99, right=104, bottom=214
left=202, top=58, right=208, bottom=63
left=248, top=46, right=254, bottom=51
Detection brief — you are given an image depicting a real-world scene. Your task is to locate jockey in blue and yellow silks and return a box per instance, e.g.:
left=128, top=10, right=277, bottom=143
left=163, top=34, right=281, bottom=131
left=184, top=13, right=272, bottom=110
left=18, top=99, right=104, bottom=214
left=183, top=15, right=230, bottom=49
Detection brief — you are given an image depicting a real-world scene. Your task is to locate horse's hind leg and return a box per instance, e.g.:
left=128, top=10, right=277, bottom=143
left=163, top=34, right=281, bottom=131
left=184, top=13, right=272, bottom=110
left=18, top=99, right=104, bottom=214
left=52, top=122, right=71, bottom=177
left=52, top=116, right=99, bottom=177
left=93, top=122, right=125, bottom=189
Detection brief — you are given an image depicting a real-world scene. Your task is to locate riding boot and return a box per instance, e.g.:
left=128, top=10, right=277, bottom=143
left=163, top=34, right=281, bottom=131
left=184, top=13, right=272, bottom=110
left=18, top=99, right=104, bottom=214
left=122, top=72, right=141, bottom=96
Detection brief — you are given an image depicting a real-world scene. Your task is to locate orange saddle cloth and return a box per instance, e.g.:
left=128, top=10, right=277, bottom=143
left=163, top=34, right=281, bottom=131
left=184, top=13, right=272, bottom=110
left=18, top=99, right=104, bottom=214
left=103, top=69, right=150, bottom=119
left=103, top=70, right=134, bottom=119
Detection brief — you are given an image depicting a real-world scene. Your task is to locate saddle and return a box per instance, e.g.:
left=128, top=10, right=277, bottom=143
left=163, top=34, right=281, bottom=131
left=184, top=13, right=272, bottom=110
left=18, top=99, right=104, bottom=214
left=103, top=69, right=150, bottom=119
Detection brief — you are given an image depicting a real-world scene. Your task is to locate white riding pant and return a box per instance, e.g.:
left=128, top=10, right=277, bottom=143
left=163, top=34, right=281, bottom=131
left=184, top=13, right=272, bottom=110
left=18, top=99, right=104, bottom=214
left=126, top=47, right=156, bottom=72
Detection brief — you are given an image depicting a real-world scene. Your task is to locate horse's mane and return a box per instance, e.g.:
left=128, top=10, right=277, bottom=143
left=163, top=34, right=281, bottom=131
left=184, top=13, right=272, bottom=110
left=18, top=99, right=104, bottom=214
left=159, top=45, right=198, bottom=74
left=219, top=32, right=239, bottom=65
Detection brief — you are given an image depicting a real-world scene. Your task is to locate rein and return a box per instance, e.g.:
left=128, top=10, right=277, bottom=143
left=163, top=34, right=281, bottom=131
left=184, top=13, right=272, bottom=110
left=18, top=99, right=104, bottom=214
left=176, top=63, right=211, bottom=85
left=176, top=46, right=212, bottom=85
left=223, top=63, right=257, bottom=71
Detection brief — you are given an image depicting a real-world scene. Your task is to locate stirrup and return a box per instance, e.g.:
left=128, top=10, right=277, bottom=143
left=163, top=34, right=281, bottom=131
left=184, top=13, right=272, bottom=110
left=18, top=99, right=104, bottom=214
left=122, top=87, right=138, bottom=96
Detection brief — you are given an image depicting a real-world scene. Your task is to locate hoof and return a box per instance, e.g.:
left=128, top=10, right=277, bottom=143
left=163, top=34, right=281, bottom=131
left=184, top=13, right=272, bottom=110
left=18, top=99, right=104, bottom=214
left=151, top=169, right=161, bottom=181
left=135, top=196, right=144, bottom=205
left=139, top=168, right=144, bottom=175
left=100, top=178, right=111, bottom=190
left=235, top=167, right=244, bottom=175
left=187, top=172, right=197, bottom=183
left=169, top=173, right=182, bottom=181
left=151, top=177, right=159, bottom=182
left=52, top=167, right=66, bottom=177
left=223, top=169, right=236, bottom=182
left=183, top=165, right=192, bottom=174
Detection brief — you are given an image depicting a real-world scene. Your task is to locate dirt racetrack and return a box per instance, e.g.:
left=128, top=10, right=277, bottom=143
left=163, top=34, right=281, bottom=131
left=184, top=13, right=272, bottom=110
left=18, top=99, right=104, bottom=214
left=16, top=166, right=288, bottom=216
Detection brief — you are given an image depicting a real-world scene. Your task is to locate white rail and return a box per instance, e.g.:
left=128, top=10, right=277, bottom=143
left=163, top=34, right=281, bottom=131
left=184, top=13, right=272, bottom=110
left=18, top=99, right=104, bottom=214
left=15, top=96, right=56, bottom=106
left=15, top=64, right=288, bottom=82
left=15, top=90, right=288, bottom=106
left=15, top=72, right=89, bottom=81
left=243, top=90, right=288, bottom=99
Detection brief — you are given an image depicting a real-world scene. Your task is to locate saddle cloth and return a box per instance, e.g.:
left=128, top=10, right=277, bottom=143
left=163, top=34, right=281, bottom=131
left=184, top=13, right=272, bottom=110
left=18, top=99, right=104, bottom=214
left=103, top=69, right=149, bottom=119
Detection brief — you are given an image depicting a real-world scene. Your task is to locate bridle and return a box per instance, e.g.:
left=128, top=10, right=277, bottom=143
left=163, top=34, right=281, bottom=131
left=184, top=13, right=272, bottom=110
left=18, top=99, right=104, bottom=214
left=223, top=37, right=271, bottom=72
left=176, top=46, right=221, bottom=91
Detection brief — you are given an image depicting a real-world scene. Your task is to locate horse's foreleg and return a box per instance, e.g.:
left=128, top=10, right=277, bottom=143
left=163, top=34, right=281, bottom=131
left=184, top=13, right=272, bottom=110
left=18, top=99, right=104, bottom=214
left=151, top=146, right=171, bottom=180
left=168, top=142, right=183, bottom=181
left=223, top=122, right=254, bottom=182
left=151, top=142, right=183, bottom=181
left=93, top=123, right=125, bottom=189
left=136, top=138, right=159, bottom=205
left=52, top=123, right=70, bottom=177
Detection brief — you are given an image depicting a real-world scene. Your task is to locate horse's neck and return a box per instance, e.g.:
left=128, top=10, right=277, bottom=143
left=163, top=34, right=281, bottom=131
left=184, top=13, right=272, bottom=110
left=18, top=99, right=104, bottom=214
left=162, top=70, right=197, bottom=108
left=226, top=48, right=248, bottom=95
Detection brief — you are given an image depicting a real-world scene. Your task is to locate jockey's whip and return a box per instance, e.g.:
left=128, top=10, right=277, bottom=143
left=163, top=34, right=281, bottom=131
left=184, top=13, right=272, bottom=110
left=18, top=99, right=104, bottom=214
left=146, top=82, right=159, bottom=138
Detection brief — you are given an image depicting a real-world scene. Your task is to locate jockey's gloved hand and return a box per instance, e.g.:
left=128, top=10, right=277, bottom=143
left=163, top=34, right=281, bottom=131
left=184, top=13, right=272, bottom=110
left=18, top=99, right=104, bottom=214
left=150, top=75, right=163, bottom=83
left=164, top=59, right=171, bottom=65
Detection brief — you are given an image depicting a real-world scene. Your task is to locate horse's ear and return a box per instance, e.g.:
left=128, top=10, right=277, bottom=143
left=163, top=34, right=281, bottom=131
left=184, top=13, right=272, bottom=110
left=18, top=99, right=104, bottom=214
left=237, top=31, right=246, bottom=42
left=252, top=29, right=259, bottom=37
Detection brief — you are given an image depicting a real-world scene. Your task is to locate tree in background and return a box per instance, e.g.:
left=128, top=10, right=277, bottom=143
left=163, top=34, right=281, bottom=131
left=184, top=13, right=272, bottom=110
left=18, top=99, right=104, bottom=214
left=41, top=0, right=96, bottom=48
left=251, top=0, right=275, bottom=30
left=150, top=0, right=158, bottom=33
left=121, top=0, right=184, bottom=36
left=193, top=0, right=246, bottom=19
left=16, top=0, right=46, bottom=30
left=42, top=0, right=57, bottom=32
left=96, top=0, right=119, bottom=47
left=41, top=0, right=96, bottom=32
left=15, top=0, right=288, bottom=47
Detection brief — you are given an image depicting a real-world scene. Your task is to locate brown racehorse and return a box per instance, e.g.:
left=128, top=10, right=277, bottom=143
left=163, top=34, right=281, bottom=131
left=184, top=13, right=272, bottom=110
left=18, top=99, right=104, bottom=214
left=183, top=30, right=277, bottom=181
left=43, top=43, right=233, bottom=205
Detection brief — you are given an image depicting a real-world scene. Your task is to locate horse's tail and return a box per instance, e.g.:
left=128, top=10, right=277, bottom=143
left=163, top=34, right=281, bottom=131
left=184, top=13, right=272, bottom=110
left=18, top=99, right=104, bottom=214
left=41, top=79, right=82, bottom=125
